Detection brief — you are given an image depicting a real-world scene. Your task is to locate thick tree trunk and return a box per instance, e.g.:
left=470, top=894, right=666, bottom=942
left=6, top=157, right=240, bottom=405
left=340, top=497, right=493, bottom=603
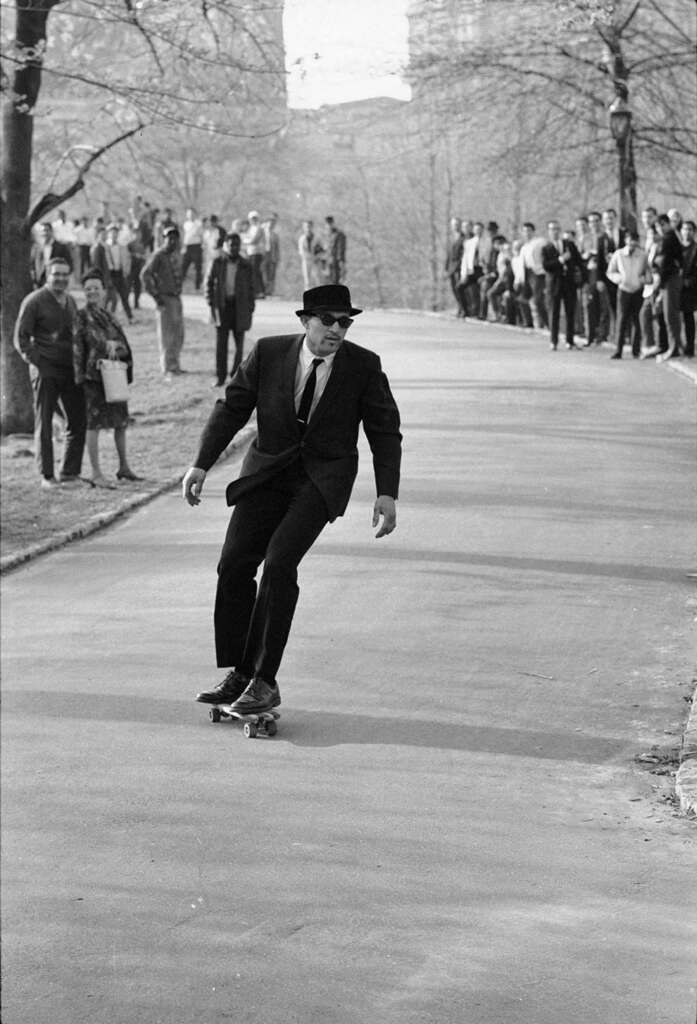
left=1, top=1, right=58, bottom=435
left=1, top=98, right=34, bottom=434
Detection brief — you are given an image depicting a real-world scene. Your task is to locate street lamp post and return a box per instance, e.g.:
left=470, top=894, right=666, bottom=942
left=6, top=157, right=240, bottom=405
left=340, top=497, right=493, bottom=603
left=608, top=94, right=638, bottom=235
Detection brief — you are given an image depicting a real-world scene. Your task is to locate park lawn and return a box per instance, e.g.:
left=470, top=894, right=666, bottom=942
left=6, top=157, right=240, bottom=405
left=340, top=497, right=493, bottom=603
left=0, top=308, right=226, bottom=565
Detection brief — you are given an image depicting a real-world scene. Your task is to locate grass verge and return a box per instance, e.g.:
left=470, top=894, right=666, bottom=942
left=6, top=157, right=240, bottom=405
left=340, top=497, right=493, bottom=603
left=1, top=306, right=251, bottom=572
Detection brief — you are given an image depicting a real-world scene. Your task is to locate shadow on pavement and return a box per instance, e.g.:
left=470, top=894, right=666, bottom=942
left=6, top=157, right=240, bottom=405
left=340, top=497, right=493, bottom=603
left=312, top=543, right=688, bottom=585
left=2, top=689, right=625, bottom=764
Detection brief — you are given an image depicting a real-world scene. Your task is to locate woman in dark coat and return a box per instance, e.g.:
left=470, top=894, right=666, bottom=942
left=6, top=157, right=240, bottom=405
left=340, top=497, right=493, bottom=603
left=73, top=269, right=141, bottom=488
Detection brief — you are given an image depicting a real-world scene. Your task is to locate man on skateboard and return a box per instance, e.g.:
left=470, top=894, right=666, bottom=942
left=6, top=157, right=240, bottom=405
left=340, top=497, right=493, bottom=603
left=183, top=284, right=402, bottom=714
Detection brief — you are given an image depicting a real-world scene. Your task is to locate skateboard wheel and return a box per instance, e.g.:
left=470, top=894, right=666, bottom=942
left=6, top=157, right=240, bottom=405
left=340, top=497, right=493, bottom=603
left=243, top=722, right=257, bottom=739
left=265, top=720, right=278, bottom=737
left=209, top=708, right=221, bottom=723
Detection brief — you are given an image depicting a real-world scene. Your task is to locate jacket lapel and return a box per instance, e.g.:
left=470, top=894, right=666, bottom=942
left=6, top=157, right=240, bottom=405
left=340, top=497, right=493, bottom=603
left=284, top=335, right=304, bottom=425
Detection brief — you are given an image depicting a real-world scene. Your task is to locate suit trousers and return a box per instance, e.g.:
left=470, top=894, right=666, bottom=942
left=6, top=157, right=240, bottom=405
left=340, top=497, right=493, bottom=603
left=108, top=269, right=133, bottom=320
left=581, top=280, right=600, bottom=344
left=660, top=275, right=683, bottom=355
left=263, top=255, right=278, bottom=296
left=129, top=256, right=144, bottom=308
left=214, top=460, right=330, bottom=682
left=182, top=244, right=203, bottom=289
left=215, top=300, right=245, bottom=382
left=597, top=280, right=616, bottom=342
left=450, top=271, right=465, bottom=314
left=456, top=275, right=480, bottom=318
left=614, top=289, right=643, bottom=356
left=682, top=309, right=695, bottom=357
left=547, top=281, right=576, bottom=347
left=640, top=294, right=668, bottom=353
left=32, top=371, right=86, bottom=480
left=525, top=269, right=548, bottom=329
left=156, top=295, right=184, bottom=373
left=250, top=253, right=265, bottom=296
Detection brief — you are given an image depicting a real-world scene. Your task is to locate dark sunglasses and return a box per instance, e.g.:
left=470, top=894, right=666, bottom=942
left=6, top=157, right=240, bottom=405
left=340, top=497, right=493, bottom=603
left=314, top=313, right=353, bottom=329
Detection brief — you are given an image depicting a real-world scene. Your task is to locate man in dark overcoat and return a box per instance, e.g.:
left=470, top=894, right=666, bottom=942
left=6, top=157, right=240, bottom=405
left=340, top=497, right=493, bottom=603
left=204, top=232, right=255, bottom=386
left=182, top=284, right=402, bottom=714
left=542, top=220, right=585, bottom=350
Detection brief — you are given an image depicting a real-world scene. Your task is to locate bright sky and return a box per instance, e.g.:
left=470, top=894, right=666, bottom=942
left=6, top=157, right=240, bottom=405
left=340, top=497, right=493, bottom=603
left=283, top=0, right=412, bottom=108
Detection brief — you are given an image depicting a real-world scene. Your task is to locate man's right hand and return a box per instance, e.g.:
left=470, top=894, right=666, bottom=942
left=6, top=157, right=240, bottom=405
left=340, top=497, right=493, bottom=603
left=182, top=467, right=206, bottom=506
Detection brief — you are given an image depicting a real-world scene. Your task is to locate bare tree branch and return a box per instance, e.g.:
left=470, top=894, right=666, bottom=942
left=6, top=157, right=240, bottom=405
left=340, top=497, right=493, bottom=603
left=123, top=0, right=164, bottom=75
left=22, top=123, right=144, bottom=233
left=618, top=0, right=642, bottom=35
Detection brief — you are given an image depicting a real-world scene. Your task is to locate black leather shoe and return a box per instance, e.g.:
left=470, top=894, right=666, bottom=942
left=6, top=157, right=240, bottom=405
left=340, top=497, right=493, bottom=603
left=196, top=669, right=250, bottom=704
left=230, top=677, right=281, bottom=714
left=116, top=469, right=144, bottom=481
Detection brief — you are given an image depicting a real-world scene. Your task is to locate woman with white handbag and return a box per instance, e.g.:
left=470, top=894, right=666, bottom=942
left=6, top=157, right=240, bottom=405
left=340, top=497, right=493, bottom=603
left=73, top=268, right=141, bottom=488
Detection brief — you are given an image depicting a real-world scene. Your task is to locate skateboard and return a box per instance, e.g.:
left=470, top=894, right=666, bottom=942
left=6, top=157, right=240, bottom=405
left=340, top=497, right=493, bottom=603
left=207, top=704, right=280, bottom=738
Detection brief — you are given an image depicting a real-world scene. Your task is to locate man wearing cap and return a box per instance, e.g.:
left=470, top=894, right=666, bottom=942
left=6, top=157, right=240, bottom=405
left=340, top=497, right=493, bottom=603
left=204, top=231, right=255, bottom=386
left=182, top=283, right=402, bottom=714
left=141, top=226, right=185, bottom=377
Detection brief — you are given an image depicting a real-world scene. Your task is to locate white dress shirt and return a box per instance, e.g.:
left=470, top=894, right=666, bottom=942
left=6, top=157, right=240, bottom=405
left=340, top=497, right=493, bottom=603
left=511, top=253, right=526, bottom=289
left=182, top=217, right=203, bottom=246
left=75, top=224, right=94, bottom=246
left=520, top=237, right=545, bottom=274
left=460, top=235, right=480, bottom=278
left=294, top=339, right=337, bottom=420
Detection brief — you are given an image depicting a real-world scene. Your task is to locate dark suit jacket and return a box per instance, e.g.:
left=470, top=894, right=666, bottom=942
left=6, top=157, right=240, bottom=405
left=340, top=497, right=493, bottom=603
left=204, top=254, right=255, bottom=333
left=542, top=239, right=584, bottom=294
left=652, top=228, right=683, bottom=286
left=681, top=241, right=697, bottom=311
left=445, top=235, right=464, bottom=275
left=194, top=334, right=402, bottom=522
left=89, top=242, right=112, bottom=289
left=30, top=240, right=73, bottom=288
left=328, top=229, right=346, bottom=265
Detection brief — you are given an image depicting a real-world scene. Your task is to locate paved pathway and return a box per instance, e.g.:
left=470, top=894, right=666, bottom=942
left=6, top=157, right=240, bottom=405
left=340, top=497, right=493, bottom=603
left=2, top=303, right=696, bottom=1024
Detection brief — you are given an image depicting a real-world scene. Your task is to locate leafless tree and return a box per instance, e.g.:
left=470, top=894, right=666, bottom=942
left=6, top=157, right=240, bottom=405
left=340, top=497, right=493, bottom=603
left=1, top=0, right=286, bottom=432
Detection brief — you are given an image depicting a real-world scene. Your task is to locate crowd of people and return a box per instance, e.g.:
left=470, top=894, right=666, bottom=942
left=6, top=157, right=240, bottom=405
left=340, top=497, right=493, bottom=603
left=445, top=206, right=696, bottom=360
left=33, top=200, right=282, bottom=308
left=15, top=191, right=693, bottom=493
left=14, top=196, right=322, bottom=491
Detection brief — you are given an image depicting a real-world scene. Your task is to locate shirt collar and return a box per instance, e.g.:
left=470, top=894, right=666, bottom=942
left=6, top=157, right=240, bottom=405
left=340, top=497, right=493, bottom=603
left=300, top=336, right=337, bottom=370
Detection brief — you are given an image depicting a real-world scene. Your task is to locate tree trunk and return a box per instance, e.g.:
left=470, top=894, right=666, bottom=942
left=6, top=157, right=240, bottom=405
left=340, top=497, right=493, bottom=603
left=1, top=97, right=34, bottom=433
left=427, top=150, right=440, bottom=311
left=1, top=1, right=59, bottom=435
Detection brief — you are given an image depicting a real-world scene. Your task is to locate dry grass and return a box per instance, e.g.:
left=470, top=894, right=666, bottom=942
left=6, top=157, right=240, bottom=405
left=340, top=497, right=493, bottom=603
left=1, top=307, right=229, bottom=566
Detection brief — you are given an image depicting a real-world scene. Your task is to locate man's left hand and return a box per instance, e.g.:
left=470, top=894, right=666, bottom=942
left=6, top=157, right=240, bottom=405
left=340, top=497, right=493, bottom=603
left=373, top=495, right=397, bottom=538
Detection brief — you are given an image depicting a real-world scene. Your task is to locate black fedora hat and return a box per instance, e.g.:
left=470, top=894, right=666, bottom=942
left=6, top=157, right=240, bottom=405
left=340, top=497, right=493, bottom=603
left=295, top=284, right=362, bottom=318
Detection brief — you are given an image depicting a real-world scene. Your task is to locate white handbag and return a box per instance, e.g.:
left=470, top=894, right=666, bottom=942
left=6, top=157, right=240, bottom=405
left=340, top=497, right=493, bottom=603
left=98, top=359, right=129, bottom=402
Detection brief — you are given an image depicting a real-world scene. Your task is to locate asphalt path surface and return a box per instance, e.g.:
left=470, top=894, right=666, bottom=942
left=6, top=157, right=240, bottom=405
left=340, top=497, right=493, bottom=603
left=2, top=302, right=696, bottom=1024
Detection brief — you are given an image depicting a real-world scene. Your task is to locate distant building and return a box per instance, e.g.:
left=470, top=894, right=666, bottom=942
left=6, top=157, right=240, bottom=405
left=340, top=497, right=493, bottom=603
left=406, top=0, right=521, bottom=99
